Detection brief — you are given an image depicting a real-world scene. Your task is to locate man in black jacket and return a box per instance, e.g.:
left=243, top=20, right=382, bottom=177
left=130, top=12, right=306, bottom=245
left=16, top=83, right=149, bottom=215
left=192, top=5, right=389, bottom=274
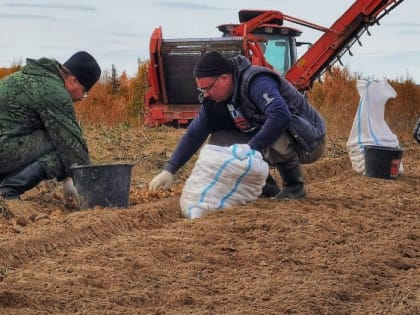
left=150, top=51, right=326, bottom=200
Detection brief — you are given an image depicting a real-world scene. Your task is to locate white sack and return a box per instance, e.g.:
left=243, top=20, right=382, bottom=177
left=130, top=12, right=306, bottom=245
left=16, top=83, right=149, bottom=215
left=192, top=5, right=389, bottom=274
left=346, top=79, right=403, bottom=174
left=180, top=144, right=269, bottom=219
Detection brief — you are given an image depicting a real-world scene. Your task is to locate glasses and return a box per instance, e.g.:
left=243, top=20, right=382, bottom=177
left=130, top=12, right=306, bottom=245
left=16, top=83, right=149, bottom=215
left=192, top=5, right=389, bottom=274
left=196, top=75, right=222, bottom=94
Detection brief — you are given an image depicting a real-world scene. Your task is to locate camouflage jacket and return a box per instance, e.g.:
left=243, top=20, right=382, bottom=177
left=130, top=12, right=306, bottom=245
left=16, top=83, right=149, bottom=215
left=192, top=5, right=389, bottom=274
left=0, top=57, right=89, bottom=177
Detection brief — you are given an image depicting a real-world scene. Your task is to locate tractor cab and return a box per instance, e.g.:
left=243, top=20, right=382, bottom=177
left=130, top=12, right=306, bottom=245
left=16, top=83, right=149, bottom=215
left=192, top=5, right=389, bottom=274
left=217, top=10, right=302, bottom=75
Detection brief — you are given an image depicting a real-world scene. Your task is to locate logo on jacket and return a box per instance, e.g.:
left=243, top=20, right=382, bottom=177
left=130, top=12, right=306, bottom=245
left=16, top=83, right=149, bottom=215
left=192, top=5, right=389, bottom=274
left=262, top=93, right=274, bottom=106
left=227, top=104, right=256, bottom=133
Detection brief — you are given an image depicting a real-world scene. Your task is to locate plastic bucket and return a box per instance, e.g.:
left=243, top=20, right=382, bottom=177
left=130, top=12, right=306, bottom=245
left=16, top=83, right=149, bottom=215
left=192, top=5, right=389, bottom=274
left=70, top=163, right=134, bottom=209
left=364, top=145, right=403, bottom=179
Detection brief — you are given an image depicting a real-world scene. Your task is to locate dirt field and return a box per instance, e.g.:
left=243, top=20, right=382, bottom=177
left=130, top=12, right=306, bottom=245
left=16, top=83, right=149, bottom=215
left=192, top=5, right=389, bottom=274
left=0, top=126, right=419, bottom=315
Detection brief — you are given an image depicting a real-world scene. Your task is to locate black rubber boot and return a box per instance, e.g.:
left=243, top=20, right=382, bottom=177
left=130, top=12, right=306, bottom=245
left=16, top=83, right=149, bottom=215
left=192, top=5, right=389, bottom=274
left=0, top=161, right=46, bottom=199
left=275, top=158, right=306, bottom=200
left=260, top=173, right=281, bottom=198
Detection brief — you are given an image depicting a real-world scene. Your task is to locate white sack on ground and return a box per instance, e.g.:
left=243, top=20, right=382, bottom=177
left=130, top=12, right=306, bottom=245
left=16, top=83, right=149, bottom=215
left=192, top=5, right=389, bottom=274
left=180, top=144, right=269, bottom=219
left=346, top=79, right=403, bottom=174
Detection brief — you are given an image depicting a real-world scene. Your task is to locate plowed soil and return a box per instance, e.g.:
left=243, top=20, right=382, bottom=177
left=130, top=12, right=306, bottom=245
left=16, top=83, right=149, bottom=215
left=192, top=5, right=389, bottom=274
left=0, top=126, right=419, bottom=315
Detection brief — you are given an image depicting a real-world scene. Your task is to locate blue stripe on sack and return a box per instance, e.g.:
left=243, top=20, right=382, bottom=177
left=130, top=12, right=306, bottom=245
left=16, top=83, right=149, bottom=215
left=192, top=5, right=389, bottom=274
left=187, top=152, right=238, bottom=218
left=218, top=147, right=255, bottom=208
left=199, top=156, right=237, bottom=203
left=186, top=145, right=259, bottom=218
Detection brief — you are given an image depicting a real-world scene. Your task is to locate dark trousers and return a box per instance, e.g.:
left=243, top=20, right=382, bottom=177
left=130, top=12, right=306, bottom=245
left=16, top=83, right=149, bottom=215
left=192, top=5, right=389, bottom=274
left=0, top=130, right=63, bottom=179
left=208, top=130, right=325, bottom=166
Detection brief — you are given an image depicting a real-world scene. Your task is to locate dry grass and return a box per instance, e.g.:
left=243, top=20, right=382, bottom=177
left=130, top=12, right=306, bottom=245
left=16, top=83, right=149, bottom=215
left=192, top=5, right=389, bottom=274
left=1, top=63, right=419, bottom=139
left=78, top=63, right=418, bottom=141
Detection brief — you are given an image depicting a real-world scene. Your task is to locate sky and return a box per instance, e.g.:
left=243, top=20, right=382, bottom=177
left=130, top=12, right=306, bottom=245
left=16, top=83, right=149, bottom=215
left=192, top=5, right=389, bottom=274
left=1, top=0, right=419, bottom=82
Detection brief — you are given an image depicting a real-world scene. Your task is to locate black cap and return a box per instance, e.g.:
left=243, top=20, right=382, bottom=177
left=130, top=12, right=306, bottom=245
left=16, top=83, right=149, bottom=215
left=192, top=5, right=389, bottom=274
left=193, top=51, right=233, bottom=78
left=63, top=51, right=101, bottom=91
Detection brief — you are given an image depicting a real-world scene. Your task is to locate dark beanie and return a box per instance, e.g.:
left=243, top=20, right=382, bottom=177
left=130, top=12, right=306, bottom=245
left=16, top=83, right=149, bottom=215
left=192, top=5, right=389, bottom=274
left=193, top=51, right=233, bottom=78
left=63, top=51, right=101, bottom=91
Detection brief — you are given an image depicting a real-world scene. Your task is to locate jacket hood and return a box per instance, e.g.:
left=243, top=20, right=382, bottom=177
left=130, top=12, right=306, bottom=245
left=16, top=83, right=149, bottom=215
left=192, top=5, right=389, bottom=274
left=231, top=55, right=252, bottom=75
left=22, top=57, right=63, bottom=82
left=231, top=55, right=252, bottom=104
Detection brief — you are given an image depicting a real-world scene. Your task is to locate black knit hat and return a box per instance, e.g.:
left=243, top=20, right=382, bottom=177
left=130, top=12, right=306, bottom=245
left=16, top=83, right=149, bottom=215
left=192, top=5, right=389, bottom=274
left=63, top=51, right=101, bottom=91
left=193, top=51, right=233, bottom=78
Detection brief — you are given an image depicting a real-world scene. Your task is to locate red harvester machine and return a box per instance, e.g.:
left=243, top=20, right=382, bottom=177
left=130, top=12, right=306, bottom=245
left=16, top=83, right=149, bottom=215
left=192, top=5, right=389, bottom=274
left=145, top=0, right=405, bottom=126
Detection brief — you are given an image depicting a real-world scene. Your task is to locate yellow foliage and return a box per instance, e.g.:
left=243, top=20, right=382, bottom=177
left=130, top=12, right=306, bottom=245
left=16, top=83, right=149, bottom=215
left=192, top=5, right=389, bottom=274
left=1, top=62, right=418, bottom=140
left=0, top=65, right=21, bottom=79
left=75, top=60, right=149, bottom=127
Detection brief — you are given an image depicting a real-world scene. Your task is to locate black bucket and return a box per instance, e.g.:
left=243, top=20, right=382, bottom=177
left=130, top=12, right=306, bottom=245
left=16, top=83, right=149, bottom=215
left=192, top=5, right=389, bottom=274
left=364, top=145, right=403, bottom=179
left=70, top=163, right=134, bottom=209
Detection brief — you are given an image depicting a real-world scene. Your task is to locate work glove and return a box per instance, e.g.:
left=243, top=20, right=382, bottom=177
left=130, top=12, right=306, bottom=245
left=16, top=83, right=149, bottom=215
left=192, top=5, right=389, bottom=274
left=63, top=177, right=80, bottom=208
left=413, top=118, right=420, bottom=143
left=149, top=170, right=174, bottom=192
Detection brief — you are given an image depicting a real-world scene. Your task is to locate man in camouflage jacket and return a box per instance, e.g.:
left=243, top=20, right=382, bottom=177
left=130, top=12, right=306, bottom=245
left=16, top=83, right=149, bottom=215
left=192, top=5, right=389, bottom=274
left=0, top=51, right=101, bottom=206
